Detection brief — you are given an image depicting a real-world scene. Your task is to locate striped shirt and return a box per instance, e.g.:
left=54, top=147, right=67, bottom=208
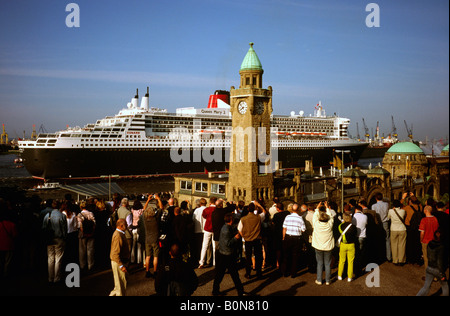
left=283, top=213, right=306, bottom=236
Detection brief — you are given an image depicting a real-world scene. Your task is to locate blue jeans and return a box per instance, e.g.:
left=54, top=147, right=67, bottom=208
left=416, top=266, right=449, bottom=296
left=315, top=249, right=332, bottom=283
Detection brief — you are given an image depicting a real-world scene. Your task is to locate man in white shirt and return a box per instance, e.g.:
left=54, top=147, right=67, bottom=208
left=192, top=198, right=207, bottom=265
left=353, top=205, right=368, bottom=276
left=281, top=207, right=306, bottom=278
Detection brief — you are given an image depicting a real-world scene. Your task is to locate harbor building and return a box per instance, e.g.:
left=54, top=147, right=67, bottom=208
left=174, top=155, right=448, bottom=210
left=441, top=144, right=449, bottom=156
left=174, top=140, right=448, bottom=210
left=382, top=141, right=428, bottom=179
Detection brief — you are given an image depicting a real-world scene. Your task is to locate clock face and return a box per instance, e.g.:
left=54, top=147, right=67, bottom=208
left=238, top=101, right=248, bottom=114
left=255, top=101, right=264, bottom=114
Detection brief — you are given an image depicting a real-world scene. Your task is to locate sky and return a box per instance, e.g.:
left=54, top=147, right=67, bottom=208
left=0, top=0, right=448, bottom=143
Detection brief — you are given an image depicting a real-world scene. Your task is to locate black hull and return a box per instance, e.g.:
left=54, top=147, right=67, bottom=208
left=0, top=144, right=12, bottom=153
left=21, top=144, right=368, bottom=179
left=360, top=146, right=389, bottom=159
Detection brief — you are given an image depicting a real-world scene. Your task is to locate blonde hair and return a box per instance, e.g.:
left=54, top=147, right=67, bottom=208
left=144, top=205, right=156, bottom=220
left=343, top=212, right=352, bottom=223
left=318, top=211, right=330, bottom=222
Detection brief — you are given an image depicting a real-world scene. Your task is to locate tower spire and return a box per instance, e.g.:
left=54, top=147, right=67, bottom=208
left=240, top=42, right=263, bottom=71
left=239, top=42, right=263, bottom=88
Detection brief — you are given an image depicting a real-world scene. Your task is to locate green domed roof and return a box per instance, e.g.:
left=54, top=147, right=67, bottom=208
left=443, top=144, right=449, bottom=151
left=343, top=168, right=366, bottom=177
left=240, top=42, right=263, bottom=71
left=367, top=166, right=390, bottom=175
left=387, top=142, right=424, bottom=154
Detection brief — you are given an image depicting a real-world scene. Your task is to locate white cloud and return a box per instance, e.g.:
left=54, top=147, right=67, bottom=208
left=0, top=67, right=228, bottom=88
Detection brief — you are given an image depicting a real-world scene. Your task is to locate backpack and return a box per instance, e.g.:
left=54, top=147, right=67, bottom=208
left=81, top=213, right=95, bottom=238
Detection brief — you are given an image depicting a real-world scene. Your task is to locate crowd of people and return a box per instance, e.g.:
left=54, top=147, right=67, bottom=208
left=0, top=188, right=448, bottom=296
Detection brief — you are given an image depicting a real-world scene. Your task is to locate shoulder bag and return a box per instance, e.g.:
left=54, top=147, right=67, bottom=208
left=393, top=208, right=406, bottom=227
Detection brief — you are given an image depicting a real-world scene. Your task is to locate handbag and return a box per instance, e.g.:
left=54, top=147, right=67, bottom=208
left=337, top=223, right=352, bottom=247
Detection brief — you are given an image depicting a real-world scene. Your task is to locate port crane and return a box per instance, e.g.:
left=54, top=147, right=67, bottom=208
left=375, top=121, right=380, bottom=143
left=38, top=124, right=47, bottom=134
left=1, top=124, right=8, bottom=144
left=356, top=122, right=361, bottom=141
left=31, top=124, right=38, bottom=140
left=391, top=116, right=398, bottom=139
left=362, top=118, right=370, bottom=142
left=404, top=120, right=413, bottom=140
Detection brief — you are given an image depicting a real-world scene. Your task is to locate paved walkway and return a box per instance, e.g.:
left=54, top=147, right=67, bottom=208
left=2, top=260, right=447, bottom=297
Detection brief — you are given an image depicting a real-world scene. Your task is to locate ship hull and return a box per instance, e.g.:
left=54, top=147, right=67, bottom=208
left=20, top=143, right=368, bottom=179
left=359, top=146, right=390, bottom=159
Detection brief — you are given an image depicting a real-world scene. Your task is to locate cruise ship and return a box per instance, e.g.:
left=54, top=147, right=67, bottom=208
left=18, top=88, right=368, bottom=179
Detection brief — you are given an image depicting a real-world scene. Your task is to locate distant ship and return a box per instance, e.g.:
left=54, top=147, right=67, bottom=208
left=359, top=116, right=399, bottom=159
left=18, top=88, right=368, bottom=179
left=360, top=137, right=398, bottom=159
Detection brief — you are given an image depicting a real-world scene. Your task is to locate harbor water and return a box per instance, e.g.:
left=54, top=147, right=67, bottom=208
left=0, top=152, right=175, bottom=200
left=0, top=152, right=383, bottom=180
left=0, top=152, right=383, bottom=202
left=0, top=152, right=31, bottom=178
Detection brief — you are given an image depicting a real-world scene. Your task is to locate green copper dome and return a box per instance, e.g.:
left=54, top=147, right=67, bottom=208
left=443, top=144, right=449, bottom=152
left=387, top=142, right=424, bottom=154
left=240, top=42, right=263, bottom=71
left=343, top=168, right=366, bottom=178
left=367, top=166, right=390, bottom=175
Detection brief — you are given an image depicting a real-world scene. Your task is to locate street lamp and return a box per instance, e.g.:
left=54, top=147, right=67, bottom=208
left=335, top=150, right=350, bottom=214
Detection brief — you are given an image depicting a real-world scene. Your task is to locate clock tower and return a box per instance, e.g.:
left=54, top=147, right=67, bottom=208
left=228, top=43, right=274, bottom=204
